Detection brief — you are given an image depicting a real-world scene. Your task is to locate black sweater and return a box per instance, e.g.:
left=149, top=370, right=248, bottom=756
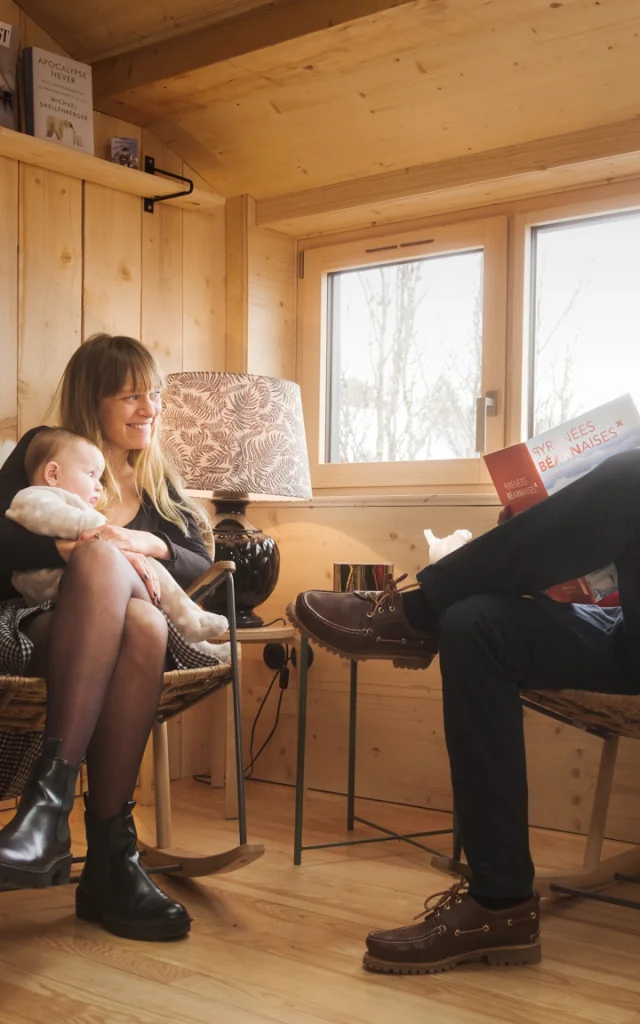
left=0, top=427, right=212, bottom=602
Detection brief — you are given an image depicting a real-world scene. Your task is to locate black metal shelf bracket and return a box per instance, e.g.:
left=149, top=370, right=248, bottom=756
left=143, top=155, right=194, bottom=213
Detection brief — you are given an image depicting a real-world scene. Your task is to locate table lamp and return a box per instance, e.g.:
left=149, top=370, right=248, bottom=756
left=161, top=371, right=312, bottom=627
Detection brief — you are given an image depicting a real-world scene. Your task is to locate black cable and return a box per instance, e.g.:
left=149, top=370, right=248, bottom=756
left=244, top=665, right=280, bottom=779
left=244, top=688, right=285, bottom=779
left=193, top=645, right=291, bottom=786
left=260, top=616, right=286, bottom=628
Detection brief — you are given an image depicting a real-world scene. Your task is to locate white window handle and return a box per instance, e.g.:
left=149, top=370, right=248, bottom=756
left=475, top=391, right=498, bottom=454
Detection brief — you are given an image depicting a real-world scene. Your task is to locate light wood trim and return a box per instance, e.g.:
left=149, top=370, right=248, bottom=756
left=185, top=561, right=236, bottom=599
left=256, top=118, right=640, bottom=229
left=139, top=736, right=154, bottom=807
left=583, top=735, right=619, bottom=872
left=225, top=195, right=252, bottom=373
left=0, top=156, right=18, bottom=443
left=298, top=217, right=508, bottom=491
left=297, top=178, right=640, bottom=252
left=0, top=126, right=223, bottom=212
left=152, top=721, right=172, bottom=849
left=506, top=214, right=532, bottom=448
left=91, top=0, right=417, bottom=100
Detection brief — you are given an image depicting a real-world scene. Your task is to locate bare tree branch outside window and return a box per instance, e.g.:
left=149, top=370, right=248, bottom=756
left=329, top=251, right=484, bottom=464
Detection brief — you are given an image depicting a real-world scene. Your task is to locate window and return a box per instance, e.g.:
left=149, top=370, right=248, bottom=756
left=529, top=209, right=640, bottom=437
left=299, top=218, right=508, bottom=491
left=299, top=190, right=640, bottom=495
left=326, top=250, right=483, bottom=464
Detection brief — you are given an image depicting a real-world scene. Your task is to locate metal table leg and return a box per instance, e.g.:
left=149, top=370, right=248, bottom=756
left=293, top=635, right=310, bottom=865
left=347, top=660, right=358, bottom=830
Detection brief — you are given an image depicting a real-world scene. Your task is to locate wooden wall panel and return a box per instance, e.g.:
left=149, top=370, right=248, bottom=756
left=18, top=167, right=82, bottom=433
left=225, top=194, right=296, bottom=378
left=0, top=157, right=18, bottom=443
left=83, top=184, right=142, bottom=339
left=1, top=7, right=225, bottom=785
left=182, top=168, right=226, bottom=372
left=93, top=112, right=142, bottom=163
left=236, top=501, right=640, bottom=846
left=225, top=194, right=250, bottom=374
left=248, top=225, right=296, bottom=380
left=141, top=132, right=184, bottom=376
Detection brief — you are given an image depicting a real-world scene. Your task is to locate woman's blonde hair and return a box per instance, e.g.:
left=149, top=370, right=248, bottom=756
left=56, top=334, right=202, bottom=535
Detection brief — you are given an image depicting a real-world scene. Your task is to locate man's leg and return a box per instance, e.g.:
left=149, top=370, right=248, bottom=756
left=439, top=594, right=629, bottom=900
left=363, top=595, right=629, bottom=974
left=290, top=449, right=640, bottom=672
left=417, top=449, right=640, bottom=626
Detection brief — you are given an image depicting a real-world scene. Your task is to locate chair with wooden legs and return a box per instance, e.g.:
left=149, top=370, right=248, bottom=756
left=0, top=559, right=265, bottom=881
left=432, top=689, right=640, bottom=910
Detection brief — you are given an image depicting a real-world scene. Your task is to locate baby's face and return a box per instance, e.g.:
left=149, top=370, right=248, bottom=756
left=49, top=441, right=105, bottom=506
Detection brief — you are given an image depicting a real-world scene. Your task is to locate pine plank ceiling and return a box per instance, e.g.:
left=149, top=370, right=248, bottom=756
left=15, top=0, right=275, bottom=61
left=14, top=0, right=640, bottom=208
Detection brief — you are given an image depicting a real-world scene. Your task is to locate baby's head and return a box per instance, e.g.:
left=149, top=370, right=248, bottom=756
left=25, top=428, right=105, bottom=507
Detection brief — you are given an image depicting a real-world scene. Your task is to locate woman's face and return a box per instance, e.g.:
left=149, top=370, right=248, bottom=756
left=98, top=376, right=162, bottom=453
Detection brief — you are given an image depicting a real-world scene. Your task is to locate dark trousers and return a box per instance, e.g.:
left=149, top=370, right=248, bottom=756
left=415, top=449, right=640, bottom=898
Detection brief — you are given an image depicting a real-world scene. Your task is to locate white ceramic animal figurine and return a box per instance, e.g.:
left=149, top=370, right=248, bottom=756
left=424, top=528, right=472, bottom=563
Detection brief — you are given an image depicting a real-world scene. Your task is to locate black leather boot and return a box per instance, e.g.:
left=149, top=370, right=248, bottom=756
left=0, top=737, right=79, bottom=889
left=76, top=798, right=191, bottom=941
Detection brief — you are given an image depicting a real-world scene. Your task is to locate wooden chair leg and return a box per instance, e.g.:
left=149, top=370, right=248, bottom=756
left=209, top=689, right=226, bottom=788
left=583, top=734, right=619, bottom=871
left=152, top=720, right=172, bottom=849
left=139, top=735, right=154, bottom=806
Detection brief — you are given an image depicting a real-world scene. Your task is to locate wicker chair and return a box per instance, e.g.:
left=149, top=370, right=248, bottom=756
left=0, top=558, right=265, bottom=881
left=433, top=689, right=640, bottom=906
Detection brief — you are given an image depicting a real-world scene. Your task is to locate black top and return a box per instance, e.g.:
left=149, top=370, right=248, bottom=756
left=0, top=427, right=212, bottom=602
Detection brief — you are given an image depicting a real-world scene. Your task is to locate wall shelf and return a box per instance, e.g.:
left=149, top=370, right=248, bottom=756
left=0, top=126, right=225, bottom=213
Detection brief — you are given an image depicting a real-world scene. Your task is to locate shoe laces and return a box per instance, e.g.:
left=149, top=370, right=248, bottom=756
left=360, top=573, right=418, bottom=615
left=413, top=880, right=469, bottom=921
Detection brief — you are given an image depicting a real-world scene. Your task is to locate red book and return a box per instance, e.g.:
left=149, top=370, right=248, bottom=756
left=484, top=395, right=640, bottom=604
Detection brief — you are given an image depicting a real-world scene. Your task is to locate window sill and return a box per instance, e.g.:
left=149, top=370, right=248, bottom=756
left=252, top=493, right=501, bottom=509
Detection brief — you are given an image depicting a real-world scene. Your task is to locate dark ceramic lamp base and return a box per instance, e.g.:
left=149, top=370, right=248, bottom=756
left=203, top=498, right=280, bottom=628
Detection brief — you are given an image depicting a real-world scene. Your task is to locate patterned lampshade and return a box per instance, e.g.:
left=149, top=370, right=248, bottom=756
left=160, top=371, right=312, bottom=501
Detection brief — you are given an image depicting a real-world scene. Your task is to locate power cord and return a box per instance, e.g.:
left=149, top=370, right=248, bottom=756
left=244, top=656, right=289, bottom=779
left=193, top=644, right=292, bottom=786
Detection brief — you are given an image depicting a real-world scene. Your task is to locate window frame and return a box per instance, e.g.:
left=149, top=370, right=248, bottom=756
left=298, top=217, right=509, bottom=492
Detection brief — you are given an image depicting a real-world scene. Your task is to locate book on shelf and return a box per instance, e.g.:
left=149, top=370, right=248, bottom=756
left=0, top=20, right=19, bottom=130
left=21, top=46, right=94, bottom=154
left=484, top=394, right=640, bottom=604
left=109, top=135, right=139, bottom=168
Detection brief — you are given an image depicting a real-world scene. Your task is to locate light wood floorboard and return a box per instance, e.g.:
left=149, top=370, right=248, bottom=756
left=0, top=780, right=639, bottom=1024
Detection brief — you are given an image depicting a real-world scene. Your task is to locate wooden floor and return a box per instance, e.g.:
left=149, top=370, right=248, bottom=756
left=0, top=780, right=639, bottom=1024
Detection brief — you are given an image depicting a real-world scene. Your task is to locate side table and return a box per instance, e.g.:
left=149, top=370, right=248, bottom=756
left=211, top=624, right=297, bottom=818
left=293, top=635, right=456, bottom=864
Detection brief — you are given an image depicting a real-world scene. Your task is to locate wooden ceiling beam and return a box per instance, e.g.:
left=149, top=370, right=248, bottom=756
left=91, top=0, right=418, bottom=100
left=255, top=118, right=640, bottom=228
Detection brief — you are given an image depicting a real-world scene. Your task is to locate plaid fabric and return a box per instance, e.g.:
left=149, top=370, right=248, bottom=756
left=0, top=597, right=224, bottom=800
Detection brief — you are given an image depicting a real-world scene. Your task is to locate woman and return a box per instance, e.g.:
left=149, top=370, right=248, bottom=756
left=0, top=334, right=222, bottom=941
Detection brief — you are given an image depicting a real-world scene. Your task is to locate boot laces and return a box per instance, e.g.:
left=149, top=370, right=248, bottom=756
left=360, top=573, right=418, bottom=615
left=413, top=880, right=469, bottom=921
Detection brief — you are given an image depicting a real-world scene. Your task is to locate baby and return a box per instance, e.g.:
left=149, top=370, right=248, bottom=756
left=6, top=428, right=230, bottom=661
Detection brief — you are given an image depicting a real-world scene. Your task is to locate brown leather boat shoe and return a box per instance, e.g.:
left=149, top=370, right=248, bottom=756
left=363, top=882, right=541, bottom=975
left=287, top=575, right=437, bottom=669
